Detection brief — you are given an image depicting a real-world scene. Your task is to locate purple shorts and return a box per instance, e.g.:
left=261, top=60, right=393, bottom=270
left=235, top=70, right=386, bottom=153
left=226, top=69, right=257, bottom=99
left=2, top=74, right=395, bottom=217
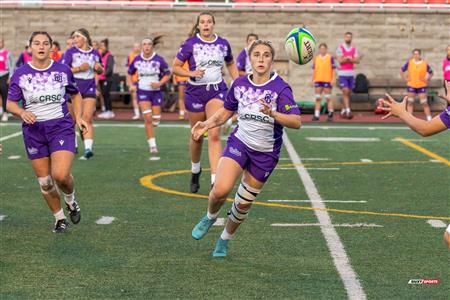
left=339, top=76, right=355, bottom=90
left=22, top=115, right=76, bottom=160
left=314, top=82, right=332, bottom=89
left=136, top=90, right=163, bottom=106
left=178, top=80, right=187, bottom=87
left=185, top=81, right=227, bottom=113
left=222, top=134, right=278, bottom=183
left=407, top=86, right=427, bottom=94
left=75, top=78, right=96, bottom=99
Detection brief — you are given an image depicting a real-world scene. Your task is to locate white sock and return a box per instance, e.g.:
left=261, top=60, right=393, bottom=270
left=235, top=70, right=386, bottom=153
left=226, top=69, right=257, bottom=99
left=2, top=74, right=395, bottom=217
left=346, top=108, right=351, bottom=113
left=191, top=161, right=201, bottom=174
left=179, top=110, right=185, bottom=117
left=314, top=109, right=320, bottom=117
left=426, top=116, right=432, bottom=121
left=207, top=210, right=219, bottom=220
left=220, top=228, right=234, bottom=240
left=84, top=139, right=93, bottom=150
left=148, top=138, right=156, bottom=148
left=53, top=209, right=66, bottom=221
left=211, top=174, right=216, bottom=185
left=75, top=136, right=78, bottom=148
left=134, top=107, right=140, bottom=116
left=62, top=190, right=75, bottom=208
left=341, top=108, right=345, bottom=114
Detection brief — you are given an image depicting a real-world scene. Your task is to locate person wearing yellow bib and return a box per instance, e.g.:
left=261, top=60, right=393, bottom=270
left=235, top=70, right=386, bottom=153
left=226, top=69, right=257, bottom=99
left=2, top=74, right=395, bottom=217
left=400, top=49, right=433, bottom=121
left=312, top=43, right=336, bottom=122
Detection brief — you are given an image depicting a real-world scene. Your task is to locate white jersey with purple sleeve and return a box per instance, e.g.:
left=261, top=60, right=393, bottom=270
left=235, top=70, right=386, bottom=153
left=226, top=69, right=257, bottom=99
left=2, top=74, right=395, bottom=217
left=7, top=61, right=79, bottom=122
left=439, top=106, right=450, bottom=129
left=61, top=46, right=101, bottom=80
left=236, top=48, right=252, bottom=74
left=224, top=73, right=300, bottom=153
left=176, top=34, right=233, bottom=85
left=127, top=53, right=170, bottom=91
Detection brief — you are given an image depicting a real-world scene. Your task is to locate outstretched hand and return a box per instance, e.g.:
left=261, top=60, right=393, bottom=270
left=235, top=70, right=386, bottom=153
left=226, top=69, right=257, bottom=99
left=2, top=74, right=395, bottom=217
left=379, top=94, right=408, bottom=120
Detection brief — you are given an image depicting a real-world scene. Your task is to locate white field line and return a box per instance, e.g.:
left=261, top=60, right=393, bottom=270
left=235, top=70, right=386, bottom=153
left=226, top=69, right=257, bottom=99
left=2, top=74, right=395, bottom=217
left=7, top=155, right=21, bottom=160
left=391, top=138, right=435, bottom=142
left=271, top=223, right=383, bottom=228
left=430, top=159, right=442, bottom=163
left=95, top=216, right=115, bottom=225
left=306, top=137, right=380, bottom=142
left=0, top=131, right=22, bottom=142
left=213, top=218, right=226, bottom=226
left=426, top=220, right=447, bottom=228
left=0, top=123, right=412, bottom=130
left=360, top=159, right=373, bottom=162
left=284, top=132, right=366, bottom=300
left=268, top=200, right=367, bottom=204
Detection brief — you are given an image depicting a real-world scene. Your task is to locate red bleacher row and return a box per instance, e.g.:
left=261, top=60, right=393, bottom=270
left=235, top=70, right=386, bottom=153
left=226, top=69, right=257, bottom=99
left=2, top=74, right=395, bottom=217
left=16, top=0, right=450, bottom=4
left=105, top=0, right=449, bottom=3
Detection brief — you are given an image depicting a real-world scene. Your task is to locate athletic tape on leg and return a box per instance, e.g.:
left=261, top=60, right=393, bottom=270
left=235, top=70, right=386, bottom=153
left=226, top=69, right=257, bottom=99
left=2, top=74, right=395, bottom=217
left=37, top=175, right=56, bottom=194
left=228, top=182, right=260, bottom=224
left=152, top=115, right=161, bottom=126
left=142, top=109, right=152, bottom=115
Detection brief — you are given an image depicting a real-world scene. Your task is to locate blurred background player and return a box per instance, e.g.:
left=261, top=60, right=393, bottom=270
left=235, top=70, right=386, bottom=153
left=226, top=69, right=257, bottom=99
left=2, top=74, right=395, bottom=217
left=127, top=42, right=141, bottom=120
left=127, top=36, right=170, bottom=157
left=443, top=45, right=450, bottom=95
left=223, top=33, right=259, bottom=134
left=172, top=61, right=188, bottom=120
left=380, top=83, right=450, bottom=250
left=173, top=12, right=239, bottom=192
left=190, top=40, right=301, bottom=257
left=50, top=41, right=63, bottom=62
left=236, top=33, right=258, bottom=76
left=173, top=12, right=239, bottom=193
left=400, top=49, right=434, bottom=121
left=6, top=31, right=87, bottom=233
left=97, top=38, right=116, bottom=119
left=15, top=44, right=32, bottom=68
left=336, top=32, right=361, bottom=119
left=312, top=43, right=336, bottom=122
left=0, top=38, right=14, bottom=122
left=61, top=28, right=103, bottom=160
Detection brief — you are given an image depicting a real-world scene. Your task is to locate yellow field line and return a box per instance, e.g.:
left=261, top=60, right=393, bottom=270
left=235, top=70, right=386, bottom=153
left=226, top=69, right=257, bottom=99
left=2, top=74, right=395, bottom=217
left=395, top=137, right=450, bottom=167
left=139, top=167, right=450, bottom=221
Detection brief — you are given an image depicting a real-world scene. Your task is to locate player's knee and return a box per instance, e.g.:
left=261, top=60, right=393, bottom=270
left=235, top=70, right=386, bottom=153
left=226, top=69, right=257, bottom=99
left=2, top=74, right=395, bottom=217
left=208, top=130, right=220, bottom=143
left=152, top=115, right=161, bottom=127
left=52, top=172, right=69, bottom=187
left=315, top=94, right=322, bottom=101
left=420, top=99, right=429, bottom=105
left=407, top=97, right=415, bottom=103
left=228, top=182, right=261, bottom=224
left=210, top=185, right=228, bottom=202
left=37, top=175, right=56, bottom=194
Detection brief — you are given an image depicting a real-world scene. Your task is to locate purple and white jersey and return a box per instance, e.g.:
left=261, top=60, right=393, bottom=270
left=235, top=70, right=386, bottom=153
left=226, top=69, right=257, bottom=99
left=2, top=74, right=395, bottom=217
left=61, top=46, right=101, bottom=80
left=127, top=53, right=170, bottom=91
left=439, top=106, right=450, bottom=129
left=224, top=73, right=300, bottom=153
left=176, top=34, right=233, bottom=85
left=8, top=60, right=79, bottom=122
left=237, top=48, right=252, bottom=74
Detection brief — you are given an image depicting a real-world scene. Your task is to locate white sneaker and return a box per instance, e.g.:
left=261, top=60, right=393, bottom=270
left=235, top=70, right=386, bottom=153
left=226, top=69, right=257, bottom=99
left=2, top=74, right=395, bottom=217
left=97, top=111, right=109, bottom=119
left=1, top=113, right=8, bottom=122
left=132, top=114, right=140, bottom=120
left=108, top=111, right=115, bottom=119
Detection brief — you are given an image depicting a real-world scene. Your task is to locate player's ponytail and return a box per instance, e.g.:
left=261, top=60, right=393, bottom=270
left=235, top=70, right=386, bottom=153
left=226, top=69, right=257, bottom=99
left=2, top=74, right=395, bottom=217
left=152, top=35, right=164, bottom=46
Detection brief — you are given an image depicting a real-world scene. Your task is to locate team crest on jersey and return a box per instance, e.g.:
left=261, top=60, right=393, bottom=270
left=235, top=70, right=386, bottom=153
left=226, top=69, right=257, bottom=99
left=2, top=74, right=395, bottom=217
left=234, top=86, right=278, bottom=108
left=27, top=147, right=38, bottom=155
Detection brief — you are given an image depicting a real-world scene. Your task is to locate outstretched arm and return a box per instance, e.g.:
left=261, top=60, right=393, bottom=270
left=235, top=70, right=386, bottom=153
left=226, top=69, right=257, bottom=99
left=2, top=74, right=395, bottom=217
left=380, top=94, right=446, bottom=137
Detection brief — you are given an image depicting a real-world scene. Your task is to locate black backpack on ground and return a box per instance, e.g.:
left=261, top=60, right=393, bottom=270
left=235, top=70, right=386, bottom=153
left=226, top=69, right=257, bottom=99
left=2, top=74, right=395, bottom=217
left=353, top=73, right=369, bottom=93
